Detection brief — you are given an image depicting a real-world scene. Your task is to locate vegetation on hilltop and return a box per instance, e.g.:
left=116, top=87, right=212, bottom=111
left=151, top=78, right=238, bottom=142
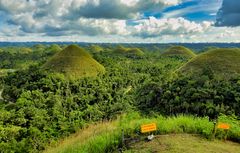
left=0, top=45, right=54, bottom=70
left=0, top=47, right=183, bottom=152
left=162, top=46, right=196, bottom=58
left=114, top=46, right=144, bottom=57
left=127, top=48, right=144, bottom=56
left=88, top=45, right=104, bottom=53
left=180, top=48, right=240, bottom=78
left=44, top=113, right=240, bottom=153
left=33, top=44, right=46, bottom=50
left=0, top=44, right=240, bottom=153
left=43, top=44, right=106, bottom=79
left=137, top=74, right=240, bottom=118
left=46, top=44, right=62, bottom=53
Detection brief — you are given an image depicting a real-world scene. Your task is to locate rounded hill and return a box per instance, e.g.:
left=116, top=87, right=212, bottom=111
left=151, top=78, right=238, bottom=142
left=127, top=48, right=144, bottom=56
left=114, top=46, right=129, bottom=54
left=43, top=44, right=105, bottom=79
left=179, top=48, right=240, bottom=77
left=47, top=44, right=62, bottom=52
left=162, top=46, right=196, bottom=58
left=89, top=45, right=104, bottom=53
left=114, top=46, right=144, bottom=57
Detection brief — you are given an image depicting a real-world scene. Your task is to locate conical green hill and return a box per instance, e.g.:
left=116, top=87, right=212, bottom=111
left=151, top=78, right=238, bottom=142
left=127, top=48, right=144, bottom=56
left=47, top=44, right=62, bottom=52
left=89, top=45, right=104, bottom=53
left=43, top=44, right=105, bottom=79
left=114, top=46, right=144, bottom=56
left=162, top=46, right=196, bottom=58
left=179, top=48, right=240, bottom=78
left=114, top=46, right=128, bottom=54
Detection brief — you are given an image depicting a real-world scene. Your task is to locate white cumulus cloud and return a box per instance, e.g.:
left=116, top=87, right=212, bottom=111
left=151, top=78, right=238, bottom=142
left=0, top=0, right=238, bottom=43
left=131, top=17, right=212, bottom=38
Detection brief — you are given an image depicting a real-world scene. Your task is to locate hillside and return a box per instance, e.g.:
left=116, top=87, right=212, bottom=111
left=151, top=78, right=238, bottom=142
left=2, top=44, right=240, bottom=153
left=126, top=134, right=240, bottom=153
left=43, top=115, right=240, bottom=153
left=162, top=46, right=196, bottom=58
left=114, top=46, right=144, bottom=57
left=179, top=48, right=240, bottom=77
left=89, top=45, right=104, bottom=53
left=127, top=48, right=144, bottom=56
left=43, top=44, right=105, bottom=79
left=47, top=44, right=62, bottom=52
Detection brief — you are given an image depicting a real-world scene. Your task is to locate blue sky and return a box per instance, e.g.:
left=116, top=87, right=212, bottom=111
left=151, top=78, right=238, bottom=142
left=162, top=0, right=219, bottom=21
left=0, top=0, right=239, bottom=42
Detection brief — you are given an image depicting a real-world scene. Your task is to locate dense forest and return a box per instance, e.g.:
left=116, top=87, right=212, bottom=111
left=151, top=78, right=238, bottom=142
left=0, top=44, right=239, bottom=152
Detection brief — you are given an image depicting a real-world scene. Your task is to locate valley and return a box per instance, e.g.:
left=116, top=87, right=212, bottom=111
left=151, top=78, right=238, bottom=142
left=0, top=43, right=239, bottom=152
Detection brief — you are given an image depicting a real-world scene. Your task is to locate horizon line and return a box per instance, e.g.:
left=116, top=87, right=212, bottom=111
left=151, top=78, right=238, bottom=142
left=0, top=41, right=240, bottom=44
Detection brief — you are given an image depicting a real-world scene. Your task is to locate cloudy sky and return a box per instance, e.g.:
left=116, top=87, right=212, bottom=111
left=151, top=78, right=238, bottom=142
left=0, top=0, right=240, bottom=43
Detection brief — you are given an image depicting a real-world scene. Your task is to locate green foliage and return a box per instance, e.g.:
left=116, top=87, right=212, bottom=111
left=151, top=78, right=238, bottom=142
left=46, top=44, right=62, bottom=54
left=0, top=45, right=54, bottom=70
left=0, top=45, right=182, bottom=152
left=118, top=113, right=214, bottom=138
left=162, top=46, right=196, bottom=58
left=1, top=44, right=240, bottom=153
left=199, top=46, right=219, bottom=53
left=43, top=44, right=106, bottom=79
left=44, top=113, right=240, bottom=153
left=73, top=131, right=120, bottom=153
left=88, top=45, right=104, bottom=53
left=113, top=46, right=144, bottom=58
left=137, top=74, right=240, bottom=117
left=180, top=48, right=240, bottom=78
left=217, top=114, right=240, bottom=142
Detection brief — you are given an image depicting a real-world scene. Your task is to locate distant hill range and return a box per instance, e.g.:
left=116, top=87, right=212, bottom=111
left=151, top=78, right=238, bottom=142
left=43, top=44, right=105, bottom=79
left=2, top=42, right=240, bottom=52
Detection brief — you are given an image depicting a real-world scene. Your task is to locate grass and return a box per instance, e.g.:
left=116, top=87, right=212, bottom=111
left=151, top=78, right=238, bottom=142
left=118, top=114, right=213, bottom=138
left=127, top=48, right=144, bottom=56
left=47, top=44, right=62, bottom=52
left=43, top=44, right=105, bottom=79
left=44, top=121, right=119, bottom=153
left=43, top=113, right=240, bottom=153
left=114, top=46, right=144, bottom=56
left=88, top=45, right=104, bottom=53
left=162, top=46, right=196, bottom=58
left=179, top=48, right=240, bottom=77
left=125, top=134, right=240, bottom=153
left=0, top=69, right=16, bottom=77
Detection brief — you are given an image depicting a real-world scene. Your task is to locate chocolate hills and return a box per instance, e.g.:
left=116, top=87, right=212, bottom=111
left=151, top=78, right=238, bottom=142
left=162, top=46, right=196, bottom=58
left=43, top=44, right=105, bottom=79
left=89, top=45, right=104, bottom=53
left=179, top=48, right=240, bottom=78
left=47, top=44, right=62, bottom=52
left=114, top=46, right=144, bottom=57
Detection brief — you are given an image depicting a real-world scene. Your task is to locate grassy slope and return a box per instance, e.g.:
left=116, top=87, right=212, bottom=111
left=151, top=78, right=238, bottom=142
left=43, top=44, right=105, bottom=79
left=127, top=48, right=144, bottom=56
left=180, top=48, right=240, bottom=77
left=44, top=122, right=117, bottom=153
left=126, top=134, right=240, bottom=153
left=162, top=46, right=196, bottom=58
left=89, top=45, right=104, bottom=53
left=114, top=46, right=144, bottom=56
left=43, top=114, right=240, bottom=153
left=47, top=44, right=62, bottom=52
